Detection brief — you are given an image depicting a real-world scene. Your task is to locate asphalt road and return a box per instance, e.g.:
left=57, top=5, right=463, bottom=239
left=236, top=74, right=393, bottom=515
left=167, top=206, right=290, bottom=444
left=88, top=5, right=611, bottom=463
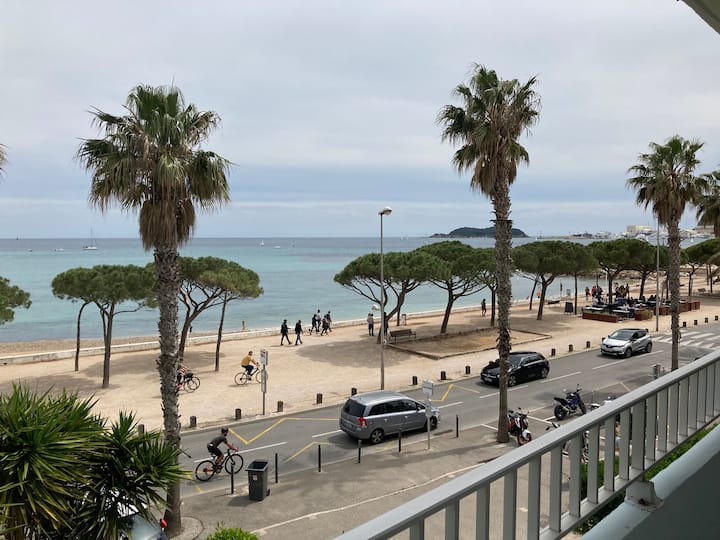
left=177, top=323, right=720, bottom=498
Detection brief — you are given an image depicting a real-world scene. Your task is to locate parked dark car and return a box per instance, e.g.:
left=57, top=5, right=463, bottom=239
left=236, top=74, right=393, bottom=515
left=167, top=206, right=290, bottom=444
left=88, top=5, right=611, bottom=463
left=600, top=328, right=652, bottom=357
left=481, top=351, right=549, bottom=387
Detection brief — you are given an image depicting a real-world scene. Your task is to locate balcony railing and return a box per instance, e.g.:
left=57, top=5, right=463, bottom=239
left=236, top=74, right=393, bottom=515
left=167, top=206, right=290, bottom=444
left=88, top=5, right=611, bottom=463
left=337, top=350, right=720, bottom=539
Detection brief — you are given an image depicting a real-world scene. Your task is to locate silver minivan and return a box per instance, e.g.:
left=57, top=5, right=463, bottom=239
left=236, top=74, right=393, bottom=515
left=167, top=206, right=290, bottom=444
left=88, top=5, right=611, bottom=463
left=339, top=390, right=439, bottom=444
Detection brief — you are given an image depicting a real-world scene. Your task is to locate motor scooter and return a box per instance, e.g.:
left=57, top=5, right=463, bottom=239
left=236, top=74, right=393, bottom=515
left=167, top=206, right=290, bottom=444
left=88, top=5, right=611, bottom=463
left=508, top=408, right=532, bottom=445
left=553, top=385, right=587, bottom=420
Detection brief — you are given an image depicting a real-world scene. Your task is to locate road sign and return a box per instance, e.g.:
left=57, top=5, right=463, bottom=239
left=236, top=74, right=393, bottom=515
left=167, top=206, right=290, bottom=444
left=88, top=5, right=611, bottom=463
left=422, top=379, right=434, bottom=397
left=260, top=349, right=268, bottom=365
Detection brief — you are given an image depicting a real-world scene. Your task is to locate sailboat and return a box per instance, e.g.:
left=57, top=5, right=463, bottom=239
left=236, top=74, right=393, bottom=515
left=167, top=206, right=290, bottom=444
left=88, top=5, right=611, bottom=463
left=83, top=230, right=99, bottom=251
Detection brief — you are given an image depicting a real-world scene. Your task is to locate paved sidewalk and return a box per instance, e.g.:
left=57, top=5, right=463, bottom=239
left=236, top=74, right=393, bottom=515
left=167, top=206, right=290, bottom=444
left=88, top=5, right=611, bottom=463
left=2, top=291, right=720, bottom=539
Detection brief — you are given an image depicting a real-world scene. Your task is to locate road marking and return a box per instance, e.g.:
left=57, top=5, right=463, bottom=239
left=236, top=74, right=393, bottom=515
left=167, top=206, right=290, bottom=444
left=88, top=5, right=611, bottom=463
left=480, top=391, right=499, bottom=399
left=439, top=383, right=481, bottom=401
left=593, top=359, right=627, bottom=370
left=245, top=442, right=288, bottom=451
left=313, top=430, right=341, bottom=438
left=542, top=371, right=582, bottom=383
left=438, top=401, right=463, bottom=409
left=481, top=423, right=497, bottom=431
left=284, top=441, right=337, bottom=462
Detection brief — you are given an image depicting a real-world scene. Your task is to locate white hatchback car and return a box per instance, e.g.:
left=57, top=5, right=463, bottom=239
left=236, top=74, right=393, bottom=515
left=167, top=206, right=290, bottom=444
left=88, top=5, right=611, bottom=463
left=600, top=328, right=652, bottom=358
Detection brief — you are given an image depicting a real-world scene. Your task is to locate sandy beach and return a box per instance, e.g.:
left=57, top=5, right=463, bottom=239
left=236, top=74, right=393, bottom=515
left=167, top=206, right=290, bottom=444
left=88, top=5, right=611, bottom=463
left=3, top=278, right=719, bottom=432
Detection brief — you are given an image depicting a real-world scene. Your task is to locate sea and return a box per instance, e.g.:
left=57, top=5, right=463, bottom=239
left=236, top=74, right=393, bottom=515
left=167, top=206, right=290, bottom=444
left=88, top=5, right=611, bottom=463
left=0, top=237, right=597, bottom=343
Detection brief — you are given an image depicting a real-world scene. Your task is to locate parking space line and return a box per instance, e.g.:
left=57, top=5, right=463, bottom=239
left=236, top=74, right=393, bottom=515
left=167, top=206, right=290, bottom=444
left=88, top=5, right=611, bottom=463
left=542, top=371, right=582, bottom=383
left=481, top=423, right=497, bottom=431
left=439, top=383, right=481, bottom=402
left=593, top=359, right=627, bottom=370
left=313, top=430, right=341, bottom=438
left=438, top=401, right=463, bottom=409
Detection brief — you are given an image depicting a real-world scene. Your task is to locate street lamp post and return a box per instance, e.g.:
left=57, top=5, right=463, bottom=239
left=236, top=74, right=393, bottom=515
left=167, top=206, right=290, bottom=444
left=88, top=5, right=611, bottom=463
left=379, top=206, right=392, bottom=390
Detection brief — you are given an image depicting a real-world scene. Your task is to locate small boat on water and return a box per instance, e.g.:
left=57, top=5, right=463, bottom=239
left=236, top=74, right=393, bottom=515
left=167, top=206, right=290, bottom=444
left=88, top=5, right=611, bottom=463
left=259, top=240, right=265, bottom=247
left=83, top=229, right=99, bottom=250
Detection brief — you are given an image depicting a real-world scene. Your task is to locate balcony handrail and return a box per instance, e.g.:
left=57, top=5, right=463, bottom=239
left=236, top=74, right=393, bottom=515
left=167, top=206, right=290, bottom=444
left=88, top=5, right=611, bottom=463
left=337, top=350, right=720, bottom=540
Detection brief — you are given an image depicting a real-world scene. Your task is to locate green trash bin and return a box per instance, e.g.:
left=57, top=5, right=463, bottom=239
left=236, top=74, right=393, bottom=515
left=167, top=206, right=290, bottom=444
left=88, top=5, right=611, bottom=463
left=247, top=459, right=269, bottom=501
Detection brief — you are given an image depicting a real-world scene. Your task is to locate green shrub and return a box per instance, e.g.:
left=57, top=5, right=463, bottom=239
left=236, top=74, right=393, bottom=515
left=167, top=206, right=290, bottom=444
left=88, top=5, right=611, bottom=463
left=206, top=522, right=258, bottom=540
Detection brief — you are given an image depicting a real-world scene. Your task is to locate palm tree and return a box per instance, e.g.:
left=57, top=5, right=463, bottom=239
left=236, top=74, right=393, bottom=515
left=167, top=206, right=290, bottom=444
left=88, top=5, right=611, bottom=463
left=627, top=136, right=709, bottom=371
left=437, top=64, right=540, bottom=442
left=77, top=84, right=230, bottom=532
left=0, top=143, right=6, bottom=175
left=696, top=171, right=720, bottom=236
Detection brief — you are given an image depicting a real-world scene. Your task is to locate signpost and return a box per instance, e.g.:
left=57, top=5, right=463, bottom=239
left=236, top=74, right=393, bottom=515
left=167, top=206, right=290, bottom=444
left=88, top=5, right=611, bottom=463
left=422, top=379, right=434, bottom=449
left=260, top=349, right=268, bottom=415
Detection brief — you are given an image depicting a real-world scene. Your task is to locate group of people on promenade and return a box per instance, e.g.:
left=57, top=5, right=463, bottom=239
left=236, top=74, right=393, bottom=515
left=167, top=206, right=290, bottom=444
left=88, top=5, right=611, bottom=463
left=279, top=309, right=333, bottom=346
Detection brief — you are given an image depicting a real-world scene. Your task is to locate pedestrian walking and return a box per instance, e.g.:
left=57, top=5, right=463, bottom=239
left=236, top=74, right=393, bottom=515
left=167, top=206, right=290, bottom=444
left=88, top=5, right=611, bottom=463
left=320, top=315, right=330, bottom=336
left=314, top=310, right=322, bottom=334
left=280, top=319, right=291, bottom=345
left=325, top=311, right=332, bottom=332
left=295, top=319, right=304, bottom=345
left=481, top=299, right=487, bottom=317
left=367, top=313, right=374, bottom=336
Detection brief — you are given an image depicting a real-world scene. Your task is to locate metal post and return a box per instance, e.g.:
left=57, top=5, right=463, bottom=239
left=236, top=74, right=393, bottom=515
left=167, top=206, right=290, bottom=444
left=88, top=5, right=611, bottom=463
left=379, top=206, right=392, bottom=390
left=656, top=220, right=660, bottom=332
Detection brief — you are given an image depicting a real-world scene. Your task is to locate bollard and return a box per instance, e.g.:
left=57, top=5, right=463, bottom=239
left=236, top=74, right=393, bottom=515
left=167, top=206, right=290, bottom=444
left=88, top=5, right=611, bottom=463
left=586, top=340, right=591, bottom=349
left=277, top=401, right=284, bottom=413
left=318, top=444, right=322, bottom=472
left=275, top=453, right=279, bottom=484
left=683, top=321, right=687, bottom=328
left=716, top=315, right=719, bottom=321
left=316, top=393, right=323, bottom=405
left=706, top=317, right=709, bottom=323
left=189, top=415, right=197, bottom=428
left=412, top=375, right=418, bottom=385
left=138, top=424, right=145, bottom=434
left=351, top=387, right=357, bottom=396
left=235, top=408, right=242, bottom=420
left=465, top=365, right=471, bottom=375
left=357, top=438, right=362, bottom=463
left=694, top=320, right=698, bottom=326
left=398, top=430, right=402, bottom=453
left=440, top=370, right=447, bottom=381
left=456, top=415, right=459, bottom=438
left=568, top=344, right=573, bottom=352
left=653, top=364, right=661, bottom=380
left=551, top=348, right=556, bottom=357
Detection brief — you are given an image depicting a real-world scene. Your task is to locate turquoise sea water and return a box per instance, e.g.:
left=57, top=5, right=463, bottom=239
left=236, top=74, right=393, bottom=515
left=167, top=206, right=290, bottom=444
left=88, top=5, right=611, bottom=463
left=0, top=237, right=593, bottom=342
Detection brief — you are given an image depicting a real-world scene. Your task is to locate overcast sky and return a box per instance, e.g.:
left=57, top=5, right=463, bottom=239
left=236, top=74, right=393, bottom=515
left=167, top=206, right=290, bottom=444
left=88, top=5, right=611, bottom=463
left=1, top=1, right=719, bottom=239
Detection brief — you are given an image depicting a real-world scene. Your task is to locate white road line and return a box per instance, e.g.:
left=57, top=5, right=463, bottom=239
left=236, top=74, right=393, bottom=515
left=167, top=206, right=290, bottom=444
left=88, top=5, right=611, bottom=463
left=313, top=430, right=341, bottom=438
left=479, top=392, right=499, bottom=399
left=439, top=401, right=463, bottom=409
left=593, top=359, right=627, bottom=370
left=480, top=423, right=497, bottom=431
left=542, top=371, right=582, bottom=383
left=243, top=441, right=288, bottom=451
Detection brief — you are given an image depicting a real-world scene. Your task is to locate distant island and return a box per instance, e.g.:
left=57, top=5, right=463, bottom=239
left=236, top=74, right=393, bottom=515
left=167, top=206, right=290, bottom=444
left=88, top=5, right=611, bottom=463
left=431, top=226, right=529, bottom=238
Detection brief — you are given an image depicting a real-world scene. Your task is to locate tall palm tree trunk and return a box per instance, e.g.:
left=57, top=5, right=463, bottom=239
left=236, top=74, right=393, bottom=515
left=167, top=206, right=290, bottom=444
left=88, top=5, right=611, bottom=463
left=154, top=245, right=182, bottom=532
left=495, top=188, right=512, bottom=443
left=667, top=219, right=681, bottom=370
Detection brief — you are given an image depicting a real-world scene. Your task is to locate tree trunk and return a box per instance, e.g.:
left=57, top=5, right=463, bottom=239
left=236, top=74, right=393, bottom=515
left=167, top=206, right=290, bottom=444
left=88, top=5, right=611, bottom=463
left=667, top=218, right=681, bottom=371
left=494, top=185, right=512, bottom=444
left=490, top=288, right=496, bottom=327
left=74, top=302, right=89, bottom=372
left=215, top=297, right=228, bottom=371
left=101, top=306, right=114, bottom=389
left=573, top=275, right=579, bottom=315
left=440, top=287, right=455, bottom=334
left=154, top=245, right=182, bottom=534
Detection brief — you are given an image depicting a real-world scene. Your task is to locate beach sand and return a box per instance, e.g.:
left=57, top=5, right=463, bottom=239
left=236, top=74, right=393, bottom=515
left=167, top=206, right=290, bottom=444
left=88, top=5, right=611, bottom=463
left=2, top=284, right=719, bottom=431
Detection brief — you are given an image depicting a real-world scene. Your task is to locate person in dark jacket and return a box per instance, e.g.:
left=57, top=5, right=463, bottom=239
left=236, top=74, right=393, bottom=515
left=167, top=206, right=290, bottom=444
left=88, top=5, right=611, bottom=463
left=280, top=319, right=291, bottom=345
left=295, top=319, right=304, bottom=345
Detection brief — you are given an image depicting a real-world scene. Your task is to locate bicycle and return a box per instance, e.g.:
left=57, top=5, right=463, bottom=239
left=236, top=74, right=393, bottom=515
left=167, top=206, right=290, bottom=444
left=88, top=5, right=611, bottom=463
left=177, top=372, right=200, bottom=392
left=194, top=448, right=244, bottom=481
left=235, top=367, right=263, bottom=385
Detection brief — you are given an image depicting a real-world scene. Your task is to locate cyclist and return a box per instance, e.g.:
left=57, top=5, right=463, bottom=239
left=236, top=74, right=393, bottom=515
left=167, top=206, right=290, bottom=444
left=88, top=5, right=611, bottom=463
left=241, top=350, right=259, bottom=377
left=207, top=427, right=239, bottom=471
left=176, top=361, right=192, bottom=389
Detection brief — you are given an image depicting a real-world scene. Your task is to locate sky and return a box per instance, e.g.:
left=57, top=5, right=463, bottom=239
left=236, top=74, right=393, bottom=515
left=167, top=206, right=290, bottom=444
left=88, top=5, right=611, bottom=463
left=1, top=1, right=719, bottom=239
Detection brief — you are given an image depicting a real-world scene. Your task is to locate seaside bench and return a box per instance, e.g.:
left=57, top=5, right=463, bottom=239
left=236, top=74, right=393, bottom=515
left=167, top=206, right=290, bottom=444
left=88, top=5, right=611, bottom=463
left=389, top=328, right=417, bottom=342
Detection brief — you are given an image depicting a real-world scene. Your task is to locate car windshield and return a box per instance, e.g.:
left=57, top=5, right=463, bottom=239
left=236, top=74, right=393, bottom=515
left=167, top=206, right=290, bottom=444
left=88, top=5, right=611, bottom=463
left=509, top=356, right=523, bottom=367
left=609, top=330, right=635, bottom=340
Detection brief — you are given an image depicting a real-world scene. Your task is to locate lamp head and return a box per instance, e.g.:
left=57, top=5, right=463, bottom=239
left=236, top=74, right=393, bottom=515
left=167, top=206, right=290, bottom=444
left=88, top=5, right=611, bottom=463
left=379, top=207, right=393, bottom=216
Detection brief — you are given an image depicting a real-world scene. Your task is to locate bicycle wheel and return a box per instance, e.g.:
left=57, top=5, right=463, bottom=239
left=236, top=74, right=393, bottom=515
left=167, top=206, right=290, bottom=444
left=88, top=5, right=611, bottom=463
left=195, top=460, right=217, bottom=481
left=234, top=372, right=247, bottom=385
left=225, top=453, right=244, bottom=474
left=253, top=370, right=264, bottom=383
left=184, top=377, right=200, bottom=392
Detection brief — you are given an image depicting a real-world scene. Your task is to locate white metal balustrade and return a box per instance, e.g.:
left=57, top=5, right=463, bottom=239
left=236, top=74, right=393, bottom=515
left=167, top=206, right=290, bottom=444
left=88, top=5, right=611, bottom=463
left=337, top=350, right=720, bottom=540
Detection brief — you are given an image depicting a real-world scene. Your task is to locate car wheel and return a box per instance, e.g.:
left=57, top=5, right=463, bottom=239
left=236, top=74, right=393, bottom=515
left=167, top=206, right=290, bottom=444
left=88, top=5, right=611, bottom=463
left=623, top=348, right=632, bottom=358
left=508, top=375, right=517, bottom=387
left=645, top=342, right=653, bottom=353
left=369, top=428, right=384, bottom=445
left=429, top=416, right=438, bottom=430
left=540, top=367, right=549, bottom=379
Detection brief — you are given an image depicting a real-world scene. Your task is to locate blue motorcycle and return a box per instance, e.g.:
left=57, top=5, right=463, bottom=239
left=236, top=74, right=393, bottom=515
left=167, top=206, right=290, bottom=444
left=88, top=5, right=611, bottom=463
left=553, top=385, right=587, bottom=420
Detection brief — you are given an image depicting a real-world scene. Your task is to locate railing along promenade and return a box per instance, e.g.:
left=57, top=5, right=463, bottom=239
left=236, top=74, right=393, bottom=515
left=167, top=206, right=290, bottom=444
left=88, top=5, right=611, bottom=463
left=338, top=350, right=720, bottom=539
